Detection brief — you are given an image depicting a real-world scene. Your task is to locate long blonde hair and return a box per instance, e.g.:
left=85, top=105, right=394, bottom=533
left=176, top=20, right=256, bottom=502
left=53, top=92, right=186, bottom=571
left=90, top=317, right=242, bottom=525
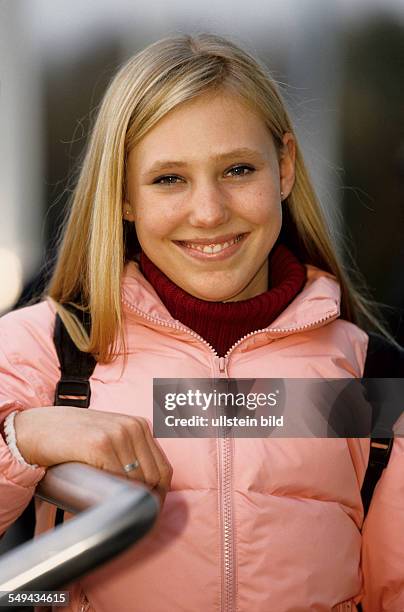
left=46, top=32, right=392, bottom=363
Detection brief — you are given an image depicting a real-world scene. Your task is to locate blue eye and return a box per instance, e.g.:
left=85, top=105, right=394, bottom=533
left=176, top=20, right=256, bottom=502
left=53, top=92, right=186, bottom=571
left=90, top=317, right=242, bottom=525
left=226, top=164, right=255, bottom=177
left=153, top=175, right=183, bottom=185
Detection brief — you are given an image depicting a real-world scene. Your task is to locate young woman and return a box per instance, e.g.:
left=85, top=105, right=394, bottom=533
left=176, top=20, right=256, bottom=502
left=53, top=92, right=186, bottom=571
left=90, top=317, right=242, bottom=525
left=0, top=33, right=403, bottom=612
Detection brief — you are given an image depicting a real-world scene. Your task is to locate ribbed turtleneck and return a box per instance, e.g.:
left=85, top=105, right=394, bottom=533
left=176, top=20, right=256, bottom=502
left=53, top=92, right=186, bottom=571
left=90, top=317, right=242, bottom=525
left=140, top=243, right=307, bottom=356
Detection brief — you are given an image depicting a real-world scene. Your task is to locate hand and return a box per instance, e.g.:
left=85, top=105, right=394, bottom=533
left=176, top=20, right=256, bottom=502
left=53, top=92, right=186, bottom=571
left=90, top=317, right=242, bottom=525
left=14, top=406, right=173, bottom=503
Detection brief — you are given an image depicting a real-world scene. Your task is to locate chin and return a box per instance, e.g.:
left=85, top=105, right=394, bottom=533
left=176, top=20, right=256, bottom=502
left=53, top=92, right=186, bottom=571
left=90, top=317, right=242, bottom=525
left=185, top=289, right=224, bottom=302
left=185, top=284, right=243, bottom=303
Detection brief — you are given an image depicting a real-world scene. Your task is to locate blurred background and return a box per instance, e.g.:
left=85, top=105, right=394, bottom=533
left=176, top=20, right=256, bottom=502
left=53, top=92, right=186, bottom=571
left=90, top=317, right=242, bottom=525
left=1, top=0, right=403, bottom=342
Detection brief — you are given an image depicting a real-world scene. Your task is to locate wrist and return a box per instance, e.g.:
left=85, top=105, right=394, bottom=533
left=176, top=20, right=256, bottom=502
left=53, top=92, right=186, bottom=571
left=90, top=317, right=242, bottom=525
left=6, top=410, right=39, bottom=468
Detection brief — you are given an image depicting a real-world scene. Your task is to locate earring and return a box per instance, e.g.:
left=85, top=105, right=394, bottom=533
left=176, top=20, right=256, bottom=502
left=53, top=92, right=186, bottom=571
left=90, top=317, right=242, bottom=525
left=280, top=191, right=284, bottom=200
left=125, top=208, right=131, bottom=216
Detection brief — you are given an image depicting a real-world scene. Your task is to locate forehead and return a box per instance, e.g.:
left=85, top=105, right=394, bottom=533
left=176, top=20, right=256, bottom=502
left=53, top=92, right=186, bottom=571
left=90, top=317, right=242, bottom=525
left=128, top=90, right=276, bottom=169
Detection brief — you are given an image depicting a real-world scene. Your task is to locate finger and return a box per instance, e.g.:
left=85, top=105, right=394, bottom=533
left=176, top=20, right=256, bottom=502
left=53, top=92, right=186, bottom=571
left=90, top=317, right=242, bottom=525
left=114, top=427, right=147, bottom=482
left=140, top=420, right=173, bottom=493
left=125, top=420, right=160, bottom=488
left=90, top=434, right=130, bottom=476
left=89, top=421, right=146, bottom=481
left=153, top=484, right=166, bottom=507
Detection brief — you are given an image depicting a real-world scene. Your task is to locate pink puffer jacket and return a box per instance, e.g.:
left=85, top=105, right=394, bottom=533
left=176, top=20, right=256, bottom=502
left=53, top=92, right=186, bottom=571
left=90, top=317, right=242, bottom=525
left=0, top=262, right=403, bottom=612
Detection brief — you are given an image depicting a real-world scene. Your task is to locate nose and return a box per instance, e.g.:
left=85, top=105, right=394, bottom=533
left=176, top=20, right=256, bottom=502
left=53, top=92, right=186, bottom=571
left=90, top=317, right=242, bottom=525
left=187, top=181, right=231, bottom=228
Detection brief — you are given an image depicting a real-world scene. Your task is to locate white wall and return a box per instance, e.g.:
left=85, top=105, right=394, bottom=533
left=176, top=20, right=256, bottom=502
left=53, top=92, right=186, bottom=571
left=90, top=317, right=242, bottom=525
left=0, top=1, right=43, bottom=312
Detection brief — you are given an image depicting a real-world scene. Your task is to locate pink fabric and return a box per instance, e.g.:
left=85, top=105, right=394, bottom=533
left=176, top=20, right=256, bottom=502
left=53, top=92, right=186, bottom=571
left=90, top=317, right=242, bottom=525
left=0, top=262, right=402, bottom=611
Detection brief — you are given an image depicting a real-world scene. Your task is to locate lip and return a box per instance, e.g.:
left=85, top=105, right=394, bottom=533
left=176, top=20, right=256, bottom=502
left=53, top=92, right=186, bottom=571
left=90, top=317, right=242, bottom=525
left=173, top=232, right=249, bottom=262
left=175, top=233, right=247, bottom=246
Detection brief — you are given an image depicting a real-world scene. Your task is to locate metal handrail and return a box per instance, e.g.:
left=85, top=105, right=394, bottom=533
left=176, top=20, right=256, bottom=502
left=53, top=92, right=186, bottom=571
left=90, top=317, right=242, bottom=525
left=0, top=462, right=159, bottom=605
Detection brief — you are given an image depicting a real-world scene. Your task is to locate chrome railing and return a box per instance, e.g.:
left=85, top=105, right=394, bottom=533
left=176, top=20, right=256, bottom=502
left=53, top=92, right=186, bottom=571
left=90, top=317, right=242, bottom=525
left=0, top=463, right=159, bottom=606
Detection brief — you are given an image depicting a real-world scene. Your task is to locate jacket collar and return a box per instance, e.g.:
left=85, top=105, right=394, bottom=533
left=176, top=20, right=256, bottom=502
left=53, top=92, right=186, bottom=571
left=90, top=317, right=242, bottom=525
left=121, top=261, right=341, bottom=342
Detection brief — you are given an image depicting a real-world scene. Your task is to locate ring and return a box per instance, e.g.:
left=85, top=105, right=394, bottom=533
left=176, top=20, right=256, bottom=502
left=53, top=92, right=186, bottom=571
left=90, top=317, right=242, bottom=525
left=123, top=460, right=140, bottom=473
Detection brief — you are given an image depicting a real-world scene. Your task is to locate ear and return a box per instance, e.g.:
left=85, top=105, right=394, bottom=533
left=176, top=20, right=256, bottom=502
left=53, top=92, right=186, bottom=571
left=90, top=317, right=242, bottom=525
left=279, top=132, right=296, bottom=201
left=123, top=201, right=135, bottom=222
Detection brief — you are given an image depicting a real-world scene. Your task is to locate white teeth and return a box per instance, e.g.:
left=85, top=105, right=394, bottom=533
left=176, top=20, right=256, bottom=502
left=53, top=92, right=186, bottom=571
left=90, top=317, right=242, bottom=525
left=182, top=235, right=242, bottom=254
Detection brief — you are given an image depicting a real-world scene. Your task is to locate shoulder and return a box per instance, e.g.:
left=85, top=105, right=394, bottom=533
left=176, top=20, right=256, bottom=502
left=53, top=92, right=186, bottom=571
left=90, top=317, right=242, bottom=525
left=300, top=317, right=369, bottom=377
left=0, top=300, right=60, bottom=408
left=0, top=300, right=57, bottom=366
left=313, top=322, right=404, bottom=378
left=325, top=317, right=369, bottom=346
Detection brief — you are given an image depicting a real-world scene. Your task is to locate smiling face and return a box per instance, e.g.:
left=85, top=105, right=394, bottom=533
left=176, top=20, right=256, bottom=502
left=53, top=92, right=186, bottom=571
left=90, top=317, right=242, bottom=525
left=124, top=89, right=296, bottom=301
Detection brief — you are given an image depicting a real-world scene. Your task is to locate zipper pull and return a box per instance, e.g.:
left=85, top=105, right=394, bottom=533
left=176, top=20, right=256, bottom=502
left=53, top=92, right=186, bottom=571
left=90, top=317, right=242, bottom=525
left=214, top=356, right=228, bottom=377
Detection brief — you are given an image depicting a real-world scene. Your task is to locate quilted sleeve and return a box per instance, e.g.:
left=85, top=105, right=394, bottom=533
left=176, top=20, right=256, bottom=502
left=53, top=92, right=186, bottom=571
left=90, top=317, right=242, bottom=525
left=0, top=303, right=58, bottom=536
left=361, top=436, right=404, bottom=611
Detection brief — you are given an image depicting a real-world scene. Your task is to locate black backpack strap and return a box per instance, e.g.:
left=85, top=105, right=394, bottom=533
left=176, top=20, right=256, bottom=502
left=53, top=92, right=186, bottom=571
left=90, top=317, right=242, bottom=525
left=360, top=332, right=404, bottom=517
left=361, top=438, right=394, bottom=518
left=53, top=303, right=96, bottom=526
left=53, top=305, right=96, bottom=408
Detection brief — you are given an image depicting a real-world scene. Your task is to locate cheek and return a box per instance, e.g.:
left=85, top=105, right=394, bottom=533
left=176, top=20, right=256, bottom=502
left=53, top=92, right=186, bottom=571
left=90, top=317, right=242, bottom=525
left=238, top=185, right=281, bottom=225
left=134, top=195, right=184, bottom=240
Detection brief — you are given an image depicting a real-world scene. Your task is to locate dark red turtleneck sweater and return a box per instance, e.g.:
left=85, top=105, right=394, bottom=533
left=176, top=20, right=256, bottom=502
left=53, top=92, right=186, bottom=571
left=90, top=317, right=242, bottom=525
left=140, top=243, right=306, bottom=356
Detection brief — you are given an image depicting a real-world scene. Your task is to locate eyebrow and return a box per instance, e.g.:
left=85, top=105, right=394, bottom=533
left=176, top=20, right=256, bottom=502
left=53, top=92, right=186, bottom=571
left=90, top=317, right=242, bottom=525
left=142, top=147, right=263, bottom=178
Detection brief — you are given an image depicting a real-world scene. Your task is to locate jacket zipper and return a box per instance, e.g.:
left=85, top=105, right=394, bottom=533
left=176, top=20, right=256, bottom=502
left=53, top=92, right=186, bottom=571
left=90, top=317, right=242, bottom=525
left=215, top=355, right=235, bottom=612
left=220, top=430, right=234, bottom=612
left=122, top=299, right=339, bottom=612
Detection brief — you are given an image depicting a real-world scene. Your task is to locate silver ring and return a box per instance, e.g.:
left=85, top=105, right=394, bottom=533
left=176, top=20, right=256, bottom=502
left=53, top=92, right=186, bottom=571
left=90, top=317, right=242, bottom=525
left=123, top=460, right=140, bottom=473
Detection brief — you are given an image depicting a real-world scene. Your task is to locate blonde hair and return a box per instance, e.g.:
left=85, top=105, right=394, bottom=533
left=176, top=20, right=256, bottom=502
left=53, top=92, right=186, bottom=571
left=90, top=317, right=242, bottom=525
left=46, top=32, right=393, bottom=363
